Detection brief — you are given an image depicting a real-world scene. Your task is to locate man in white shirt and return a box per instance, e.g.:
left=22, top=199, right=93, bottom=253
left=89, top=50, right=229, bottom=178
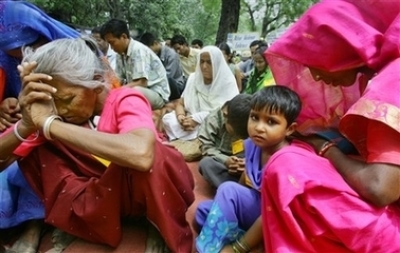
left=101, top=19, right=170, bottom=110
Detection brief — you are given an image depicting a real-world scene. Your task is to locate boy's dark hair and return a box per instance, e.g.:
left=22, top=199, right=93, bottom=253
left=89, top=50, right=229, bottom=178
left=91, top=26, right=102, bottom=34
left=100, top=19, right=130, bottom=39
left=139, top=32, right=158, bottom=47
left=171, top=35, right=188, bottom=46
left=226, top=94, right=253, bottom=139
left=191, top=39, right=203, bottom=47
left=251, top=86, right=302, bottom=126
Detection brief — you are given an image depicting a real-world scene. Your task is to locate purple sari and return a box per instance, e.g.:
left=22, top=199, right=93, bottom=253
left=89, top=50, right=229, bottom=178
left=195, top=139, right=263, bottom=253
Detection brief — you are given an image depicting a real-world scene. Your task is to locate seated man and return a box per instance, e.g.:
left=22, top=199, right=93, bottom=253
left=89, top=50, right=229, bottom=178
left=191, top=39, right=203, bottom=49
left=171, top=34, right=200, bottom=79
left=198, top=94, right=252, bottom=188
left=139, top=32, right=185, bottom=100
left=101, top=19, right=170, bottom=110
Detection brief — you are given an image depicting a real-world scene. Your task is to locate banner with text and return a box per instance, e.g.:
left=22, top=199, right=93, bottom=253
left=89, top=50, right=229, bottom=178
left=227, top=33, right=260, bottom=51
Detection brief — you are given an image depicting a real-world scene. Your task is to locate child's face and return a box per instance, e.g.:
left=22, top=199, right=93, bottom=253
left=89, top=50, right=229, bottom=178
left=222, top=106, right=235, bottom=135
left=247, top=108, right=294, bottom=151
left=253, top=53, right=267, bottom=73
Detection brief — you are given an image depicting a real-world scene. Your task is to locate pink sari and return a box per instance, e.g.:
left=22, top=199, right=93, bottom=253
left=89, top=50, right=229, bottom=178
left=262, top=141, right=400, bottom=252
left=265, top=0, right=400, bottom=145
left=262, top=0, right=400, bottom=251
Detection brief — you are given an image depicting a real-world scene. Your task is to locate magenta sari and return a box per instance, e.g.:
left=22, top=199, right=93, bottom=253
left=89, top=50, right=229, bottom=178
left=262, top=0, right=400, bottom=251
left=262, top=141, right=400, bottom=252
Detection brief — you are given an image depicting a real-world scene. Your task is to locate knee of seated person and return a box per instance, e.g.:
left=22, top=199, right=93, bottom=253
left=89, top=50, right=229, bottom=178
left=198, top=157, right=216, bottom=172
left=217, top=181, right=242, bottom=196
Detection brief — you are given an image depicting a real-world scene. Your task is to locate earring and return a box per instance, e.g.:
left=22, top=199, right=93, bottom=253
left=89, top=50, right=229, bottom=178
left=315, top=75, right=321, bottom=81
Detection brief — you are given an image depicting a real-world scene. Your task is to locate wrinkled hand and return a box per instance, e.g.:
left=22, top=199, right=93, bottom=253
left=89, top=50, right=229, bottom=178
left=0, top=97, right=21, bottom=131
left=181, top=116, right=198, bottom=131
left=226, top=156, right=245, bottom=175
left=18, top=62, right=57, bottom=130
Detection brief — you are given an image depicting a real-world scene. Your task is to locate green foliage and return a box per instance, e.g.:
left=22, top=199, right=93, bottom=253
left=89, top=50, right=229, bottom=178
left=28, top=0, right=219, bottom=44
left=240, top=0, right=317, bottom=39
left=28, top=0, right=316, bottom=45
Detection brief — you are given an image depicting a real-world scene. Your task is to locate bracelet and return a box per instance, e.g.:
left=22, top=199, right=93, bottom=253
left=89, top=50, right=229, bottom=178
left=13, top=121, right=39, bottom=142
left=232, top=242, right=242, bottom=253
left=318, top=141, right=336, bottom=157
left=236, top=238, right=251, bottom=253
left=42, top=115, right=63, bottom=140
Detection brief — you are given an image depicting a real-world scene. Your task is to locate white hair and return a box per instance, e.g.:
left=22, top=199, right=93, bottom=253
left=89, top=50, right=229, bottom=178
left=22, top=37, right=109, bottom=89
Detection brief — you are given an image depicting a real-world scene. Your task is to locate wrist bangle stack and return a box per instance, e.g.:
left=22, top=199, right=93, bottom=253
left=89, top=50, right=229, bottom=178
left=318, top=141, right=336, bottom=157
left=13, top=121, right=39, bottom=142
left=42, top=115, right=63, bottom=140
left=232, top=238, right=250, bottom=253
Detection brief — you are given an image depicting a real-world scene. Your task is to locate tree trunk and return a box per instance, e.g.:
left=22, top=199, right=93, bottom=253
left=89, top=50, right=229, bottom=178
left=215, top=0, right=240, bottom=45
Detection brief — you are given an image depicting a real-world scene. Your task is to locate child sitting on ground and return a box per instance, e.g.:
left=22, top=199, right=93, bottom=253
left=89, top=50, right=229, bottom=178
left=195, top=85, right=302, bottom=253
left=198, top=94, right=252, bottom=188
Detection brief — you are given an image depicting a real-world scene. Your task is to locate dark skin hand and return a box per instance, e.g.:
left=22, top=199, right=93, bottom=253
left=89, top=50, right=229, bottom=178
left=294, top=133, right=400, bottom=207
left=0, top=97, right=21, bottom=131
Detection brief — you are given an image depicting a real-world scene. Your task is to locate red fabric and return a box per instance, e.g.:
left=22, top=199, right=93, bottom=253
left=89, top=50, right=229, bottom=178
left=18, top=88, right=195, bottom=252
left=20, top=141, right=195, bottom=252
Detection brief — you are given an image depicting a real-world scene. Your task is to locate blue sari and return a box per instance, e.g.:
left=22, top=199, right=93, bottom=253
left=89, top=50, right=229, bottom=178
left=0, top=1, right=79, bottom=229
left=195, top=139, right=263, bottom=253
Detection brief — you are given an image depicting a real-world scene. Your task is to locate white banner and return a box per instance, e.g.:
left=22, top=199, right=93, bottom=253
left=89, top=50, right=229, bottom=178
left=227, top=32, right=260, bottom=51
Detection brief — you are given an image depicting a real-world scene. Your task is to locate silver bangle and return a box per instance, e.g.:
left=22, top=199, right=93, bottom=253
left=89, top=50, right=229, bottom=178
left=13, top=121, right=39, bottom=142
left=42, top=115, right=63, bottom=140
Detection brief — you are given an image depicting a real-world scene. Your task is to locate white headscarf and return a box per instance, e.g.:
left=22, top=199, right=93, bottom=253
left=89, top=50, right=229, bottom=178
left=182, top=45, right=239, bottom=115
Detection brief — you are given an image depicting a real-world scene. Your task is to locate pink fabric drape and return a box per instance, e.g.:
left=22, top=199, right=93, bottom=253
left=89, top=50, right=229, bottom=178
left=262, top=141, right=400, bottom=252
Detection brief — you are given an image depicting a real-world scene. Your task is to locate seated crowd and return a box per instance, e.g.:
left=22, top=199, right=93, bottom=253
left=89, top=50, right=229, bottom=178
left=0, top=0, right=399, bottom=253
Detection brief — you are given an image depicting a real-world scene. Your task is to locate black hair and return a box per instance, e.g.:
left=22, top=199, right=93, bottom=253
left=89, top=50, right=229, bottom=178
left=249, top=40, right=268, bottom=49
left=226, top=94, right=253, bottom=139
left=139, top=32, right=158, bottom=47
left=217, top=42, right=234, bottom=63
left=91, top=26, right=102, bottom=34
left=191, top=39, right=203, bottom=47
left=100, top=19, right=130, bottom=39
left=254, top=45, right=268, bottom=56
left=250, top=86, right=302, bottom=126
left=171, top=35, right=188, bottom=47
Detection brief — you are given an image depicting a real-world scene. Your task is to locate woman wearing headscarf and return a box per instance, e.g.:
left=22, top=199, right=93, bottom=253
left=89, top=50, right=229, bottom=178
left=261, top=0, right=400, bottom=251
left=162, top=46, right=239, bottom=141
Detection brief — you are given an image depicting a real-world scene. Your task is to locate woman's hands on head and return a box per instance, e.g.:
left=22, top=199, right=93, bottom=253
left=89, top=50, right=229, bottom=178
left=18, top=62, right=58, bottom=131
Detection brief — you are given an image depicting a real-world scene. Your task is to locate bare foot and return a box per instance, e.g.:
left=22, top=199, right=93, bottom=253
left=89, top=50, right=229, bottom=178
left=45, top=229, right=76, bottom=253
left=144, top=222, right=170, bottom=253
left=6, top=220, right=43, bottom=253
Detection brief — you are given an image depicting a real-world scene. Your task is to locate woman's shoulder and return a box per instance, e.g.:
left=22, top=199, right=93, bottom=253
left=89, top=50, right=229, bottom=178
left=107, top=87, right=148, bottom=102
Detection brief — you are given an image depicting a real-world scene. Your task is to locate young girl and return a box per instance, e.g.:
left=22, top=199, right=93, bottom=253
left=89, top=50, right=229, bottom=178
left=243, top=45, right=275, bottom=94
left=195, top=85, right=302, bottom=252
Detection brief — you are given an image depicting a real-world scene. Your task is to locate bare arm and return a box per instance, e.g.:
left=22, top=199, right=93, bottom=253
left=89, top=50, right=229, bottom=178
left=47, top=120, right=156, bottom=171
left=174, top=98, right=185, bottom=117
left=221, top=216, right=263, bottom=253
left=324, top=146, right=400, bottom=206
left=126, top=78, right=147, bottom=88
left=0, top=122, right=35, bottom=170
left=234, top=67, right=243, bottom=92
